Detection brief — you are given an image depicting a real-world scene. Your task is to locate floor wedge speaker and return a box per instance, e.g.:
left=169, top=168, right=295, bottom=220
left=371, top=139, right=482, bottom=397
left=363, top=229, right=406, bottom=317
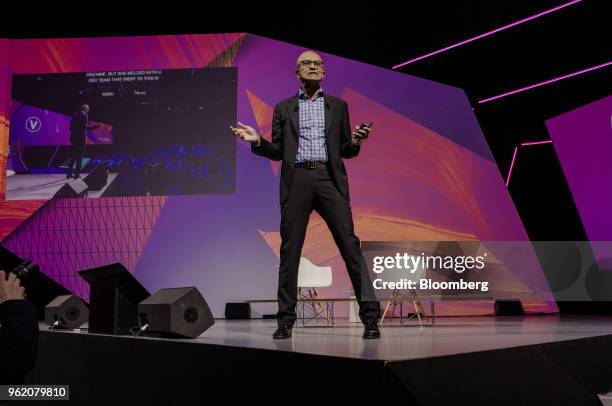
left=138, top=287, right=214, bottom=338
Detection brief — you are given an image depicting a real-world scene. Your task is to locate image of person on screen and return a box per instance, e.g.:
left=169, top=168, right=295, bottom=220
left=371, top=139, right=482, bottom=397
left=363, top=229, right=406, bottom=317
left=230, top=50, right=380, bottom=339
left=66, top=104, right=99, bottom=179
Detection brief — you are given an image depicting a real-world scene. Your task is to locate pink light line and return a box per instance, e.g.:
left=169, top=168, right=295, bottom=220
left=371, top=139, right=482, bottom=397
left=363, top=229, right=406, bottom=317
left=506, top=139, right=554, bottom=187
left=479, top=61, right=612, bottom=103
left=392, top=0, right=583, bottom=69
left=506, top=146, right=519, bottom=187
left=521, top=140, right=553, bottom=147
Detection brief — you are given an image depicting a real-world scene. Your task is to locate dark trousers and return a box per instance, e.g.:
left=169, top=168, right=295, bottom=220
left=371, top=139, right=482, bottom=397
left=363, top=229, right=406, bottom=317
left=277, top=163, right=380, bottom=325
left=67, top=143, right=86, bottom=178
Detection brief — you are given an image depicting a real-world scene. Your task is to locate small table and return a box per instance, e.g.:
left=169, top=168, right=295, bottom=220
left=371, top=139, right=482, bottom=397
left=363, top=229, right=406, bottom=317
left=381, top=293, right=495, bottom=327
left=247, top=296, right=494, bottom=328
left=246, top=298, right=359, bottom=327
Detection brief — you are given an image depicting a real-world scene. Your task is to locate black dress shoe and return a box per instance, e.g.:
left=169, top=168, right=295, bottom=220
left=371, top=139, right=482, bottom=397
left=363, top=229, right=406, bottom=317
left=273, top=322, right=293, bottom=339
left=363, top=319, right=380, bottom=339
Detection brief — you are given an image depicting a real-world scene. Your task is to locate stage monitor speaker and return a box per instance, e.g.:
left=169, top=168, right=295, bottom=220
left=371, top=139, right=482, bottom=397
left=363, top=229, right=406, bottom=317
left=494, top=300, right=524, bottom=316
left=225, top=302, right=251, bottom=319
left=138, top=287, right=214, bottom=338
left=78, top=263, right=150, bottom=335
left=52, top=178, right=88, bottom=199
left=84, top=162, right=109, bottom=191
left=45, top=294, right=89, bottom=329
left=0, top=245, right=71, bottom=320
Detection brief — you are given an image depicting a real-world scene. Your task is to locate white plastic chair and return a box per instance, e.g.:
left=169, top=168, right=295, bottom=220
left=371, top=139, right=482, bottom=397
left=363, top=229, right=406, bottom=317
left=297, top=257, right=332, bottom=291
left=296, top=257, right=333, bottom=325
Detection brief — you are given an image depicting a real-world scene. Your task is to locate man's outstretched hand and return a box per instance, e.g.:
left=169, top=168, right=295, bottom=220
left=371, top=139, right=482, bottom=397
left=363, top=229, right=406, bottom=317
left=0, top=271, right=26, bottom=304
left=230, top=122, right=261, bottom=144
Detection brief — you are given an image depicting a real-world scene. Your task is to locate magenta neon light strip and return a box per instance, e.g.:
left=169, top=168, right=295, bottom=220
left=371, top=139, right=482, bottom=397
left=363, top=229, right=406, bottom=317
left=479, top=61, right=612, bottom=104
left=506, top=146, right=519, bottom=187
left=392, top=0, right=583, bottom=69
left=521, top=140, right=553, bottom=147
left=506, top=140, right=555, bottom=187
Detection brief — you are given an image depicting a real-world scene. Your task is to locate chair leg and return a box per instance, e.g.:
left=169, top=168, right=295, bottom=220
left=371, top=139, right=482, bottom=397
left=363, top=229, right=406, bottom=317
left=298, top=288, right=332, bottom=326
left=309, top=289, right=318, bottom=317
left=381, top=289, right=401, bottom=326
left=310, top=289, right=328, bottom=323
left=381, top=300, right=393, bottom=325
left=413, top=300, right=423, bottom=327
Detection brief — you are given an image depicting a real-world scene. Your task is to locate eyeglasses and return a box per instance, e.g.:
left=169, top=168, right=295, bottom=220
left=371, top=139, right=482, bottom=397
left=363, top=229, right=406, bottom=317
left=299, top=60, right=324, bottom=68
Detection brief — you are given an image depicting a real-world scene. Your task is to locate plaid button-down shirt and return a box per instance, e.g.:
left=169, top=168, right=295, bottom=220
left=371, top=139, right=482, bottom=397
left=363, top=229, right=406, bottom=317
left=295, top=88, right=328, bottom=163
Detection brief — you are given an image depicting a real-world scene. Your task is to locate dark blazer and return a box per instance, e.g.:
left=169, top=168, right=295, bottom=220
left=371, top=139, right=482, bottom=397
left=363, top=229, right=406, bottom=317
left=0, top=300, right=39, bottom=384
left=251, top=93, right=360, bottom=204
left=69, top=111, right=88, bottom=145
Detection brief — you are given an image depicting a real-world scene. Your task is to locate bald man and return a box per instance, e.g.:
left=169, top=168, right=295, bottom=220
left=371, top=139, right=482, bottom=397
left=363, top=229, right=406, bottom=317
left=231, top=51, right=380, bottom=339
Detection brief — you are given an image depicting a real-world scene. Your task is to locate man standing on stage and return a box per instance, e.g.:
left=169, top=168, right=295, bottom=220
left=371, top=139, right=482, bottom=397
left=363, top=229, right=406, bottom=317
left=67, top=104, right=99, bottom=179
left=231, top=51, right=381, bottom=339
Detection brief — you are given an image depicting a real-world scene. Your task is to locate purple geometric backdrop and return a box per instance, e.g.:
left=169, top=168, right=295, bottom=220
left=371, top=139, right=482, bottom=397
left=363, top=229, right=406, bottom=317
left=0, top=33, right=556, bottom=317
left=547, top=94, right=612, bottom=243
left=2, top=196, right=166, bottom=299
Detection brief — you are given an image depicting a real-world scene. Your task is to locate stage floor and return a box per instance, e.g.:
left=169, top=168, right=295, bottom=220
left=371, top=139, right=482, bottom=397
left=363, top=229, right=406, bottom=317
left=59, top=314, right=612, bottom=361
left=30, top=315, right=612, bottom=404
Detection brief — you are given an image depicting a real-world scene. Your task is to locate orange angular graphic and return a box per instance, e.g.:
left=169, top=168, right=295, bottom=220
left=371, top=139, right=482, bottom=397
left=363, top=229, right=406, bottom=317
left=245, top=89, right=281, bottom=176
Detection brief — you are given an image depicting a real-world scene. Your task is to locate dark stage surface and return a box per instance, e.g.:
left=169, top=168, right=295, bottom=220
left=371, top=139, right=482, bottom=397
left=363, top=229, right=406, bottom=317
left=22, top=316, right=612, bottom=404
